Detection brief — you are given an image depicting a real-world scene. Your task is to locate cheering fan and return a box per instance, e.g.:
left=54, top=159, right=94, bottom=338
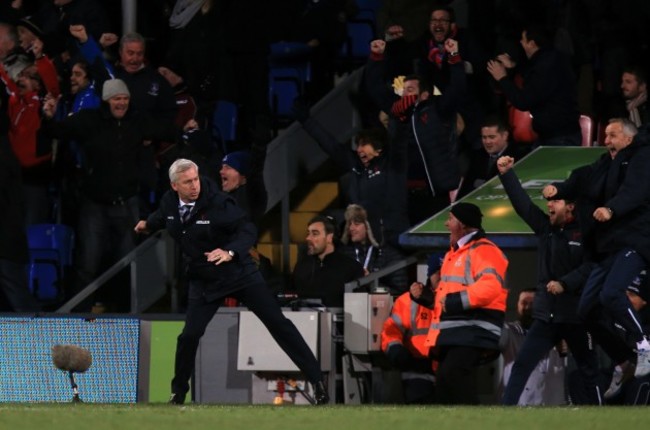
left=51, top=344, right=93, bottom=402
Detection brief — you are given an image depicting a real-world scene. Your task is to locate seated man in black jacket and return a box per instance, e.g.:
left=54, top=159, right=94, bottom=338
left=292, top=215, right=364, bottom=308
left=457, top=115, right=528, bottom=199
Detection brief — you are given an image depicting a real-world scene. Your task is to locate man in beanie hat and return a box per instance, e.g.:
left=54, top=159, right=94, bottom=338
left=340, top=204, right=408, bottom=293
left=496, top=155, right=601, bottom=405
left=220, top=151, right=251, bottom=192
left=216, top=113, right=272, bottom=226
left=424, top=201, right=508, bottom=404
left=41, top=76, right=186, bottom=311
left=101, top=79, right=130, bottom=118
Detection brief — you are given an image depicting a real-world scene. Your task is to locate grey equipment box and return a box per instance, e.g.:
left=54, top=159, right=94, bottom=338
left=237, top=310, right=332, bottom=372
left=343, top=293, right=393, bottom=354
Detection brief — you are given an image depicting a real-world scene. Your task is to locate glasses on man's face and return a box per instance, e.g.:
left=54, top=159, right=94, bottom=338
left=430, top=18, right=451, bottom=25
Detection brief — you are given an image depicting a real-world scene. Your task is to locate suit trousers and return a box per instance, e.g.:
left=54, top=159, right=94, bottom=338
left=171, top=271, right=323, bottom=397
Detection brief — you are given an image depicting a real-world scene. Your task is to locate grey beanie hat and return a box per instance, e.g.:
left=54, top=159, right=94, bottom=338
left=102, top=79, right=130, bottom=101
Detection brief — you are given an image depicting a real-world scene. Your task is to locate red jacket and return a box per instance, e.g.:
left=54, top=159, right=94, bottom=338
left=0, top=56, right=60, bottom=168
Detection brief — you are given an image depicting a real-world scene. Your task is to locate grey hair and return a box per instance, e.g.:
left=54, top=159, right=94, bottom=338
left=169, top=158, right=198, bottom=183
left=119, top=32, right=146, bottom=51
left=609, top=117, right=638, bottom=137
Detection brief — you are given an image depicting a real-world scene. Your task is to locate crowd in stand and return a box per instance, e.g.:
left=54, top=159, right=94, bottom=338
left=1, top=0, right=650, bottom=405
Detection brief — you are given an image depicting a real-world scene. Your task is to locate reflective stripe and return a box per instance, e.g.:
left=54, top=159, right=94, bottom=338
left=438, top=319, right=502, bottom=337
left=441, top=275, right=469, bottom=284
left=411, top=328, right=429, bottom=336
left=460, top=290, right=471, bottom=310
left=390, top=314, right=406, bottom=336
left=441, top=240, right=506, bottom=287
left=402, top=372, right=436, bottom=383
left=476, top=268, right=506, bottom=289
left=410, top=300, right=419, bottom=329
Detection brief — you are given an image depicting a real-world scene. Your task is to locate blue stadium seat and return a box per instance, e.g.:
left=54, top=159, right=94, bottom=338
left=26, top=224, right=75, bottom=301
left=212, top=100, right=238, bottom=153
left=340, top=19, right=375, bottom=66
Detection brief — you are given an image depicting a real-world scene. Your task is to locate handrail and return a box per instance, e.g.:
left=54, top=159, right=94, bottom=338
left=344, top=254, right=420, bottom=293
left=56, top=231, right=170, bottom=313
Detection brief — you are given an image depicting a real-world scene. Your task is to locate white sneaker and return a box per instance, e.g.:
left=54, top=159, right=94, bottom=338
left=635, top=339, right=650, bottom=378
left=604, top=363, right=634, bottom=399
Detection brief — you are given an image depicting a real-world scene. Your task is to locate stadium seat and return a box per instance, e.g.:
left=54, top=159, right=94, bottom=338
left=508, top=106, right=538, bottom=143
left=340, top=19, right=375, bottom=66
left=26, top=224, right=75, bottom=301
left=579, top=114, right=594, bottom=147
left=269, top=67, right=304, bottom=125
left=212, top=100, right=238, bottom=153
left=355, top=0, right=381, bottom=13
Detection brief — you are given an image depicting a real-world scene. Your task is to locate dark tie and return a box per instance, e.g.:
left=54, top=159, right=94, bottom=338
left=180, top=204, right=192, bottom=223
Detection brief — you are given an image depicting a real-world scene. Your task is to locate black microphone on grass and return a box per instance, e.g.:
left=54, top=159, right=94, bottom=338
left=52, top=344, right=93, bottom=402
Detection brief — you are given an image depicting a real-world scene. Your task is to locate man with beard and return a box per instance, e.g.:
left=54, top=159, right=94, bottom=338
left=291, top=215, right=364, bottom=308
left=543, top=118, right=650, bottom=380
left=499, top=289, right=567, bottom=406
left=497, top=155, right=601, bottom=405
left=603, top=66, right=649, bottom=128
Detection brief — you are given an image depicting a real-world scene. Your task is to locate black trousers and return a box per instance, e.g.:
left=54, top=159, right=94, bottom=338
left=171, top=271, right=323, bottom=396
left=436, top=345, right=483, bottom=405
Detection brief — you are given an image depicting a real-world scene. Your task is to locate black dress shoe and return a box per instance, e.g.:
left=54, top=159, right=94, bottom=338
left=168, top=393, right=186, bottom=404
left=313, top=381, right=330, bottom=405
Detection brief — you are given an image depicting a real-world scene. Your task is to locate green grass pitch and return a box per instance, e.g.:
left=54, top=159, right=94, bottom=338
left=1, top=404, right=649, bottom=430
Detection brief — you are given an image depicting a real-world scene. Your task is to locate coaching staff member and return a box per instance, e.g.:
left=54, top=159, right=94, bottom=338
left=135, top=158, right=328, bottom=405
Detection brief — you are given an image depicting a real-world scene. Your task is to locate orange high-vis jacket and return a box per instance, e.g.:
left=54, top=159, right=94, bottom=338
left=382, top=292, right=433, bottom=359
left=425, top=233, right=509, bottom=350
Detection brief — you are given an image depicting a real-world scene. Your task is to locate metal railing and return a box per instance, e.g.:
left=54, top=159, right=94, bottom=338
left=344, top=254, right=420, bottom=293
left=56, top=231, right=175, bottom=314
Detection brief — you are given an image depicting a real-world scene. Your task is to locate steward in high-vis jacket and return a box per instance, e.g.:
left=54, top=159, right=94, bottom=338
left=381, top=254, right=443, bottom=404
left=425, top=203, right=508, bottom=404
